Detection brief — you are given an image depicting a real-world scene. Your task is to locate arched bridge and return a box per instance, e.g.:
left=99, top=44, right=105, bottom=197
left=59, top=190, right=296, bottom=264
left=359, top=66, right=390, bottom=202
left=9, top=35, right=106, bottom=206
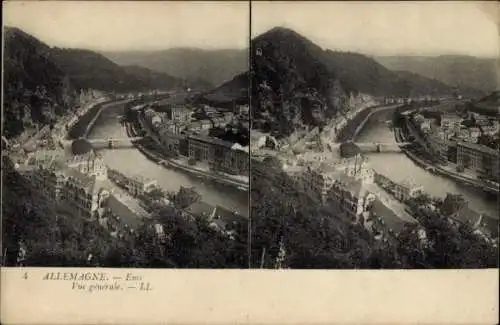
left=87, top=137, right=144, bottom=149
left=330, top=142, right=411, bottom=153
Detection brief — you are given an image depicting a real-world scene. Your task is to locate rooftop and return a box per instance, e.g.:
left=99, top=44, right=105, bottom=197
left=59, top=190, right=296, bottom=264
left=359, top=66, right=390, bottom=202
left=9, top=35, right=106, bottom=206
left=188, top=134, right=234, bottom=149
left=370, top=198, right=413, bottom=233
left=185, top=201, right=215, bottom=217
left=457, top=140, right=499, bottom=156
left=399, top=178, right=422, bottom=190
left=451, top=205, right=482, bottom=226
left=334, top=173, right=366, bottom=198
left=64, top=168, right=97, bottom=192
left=231, top=143, right=249, bottom=153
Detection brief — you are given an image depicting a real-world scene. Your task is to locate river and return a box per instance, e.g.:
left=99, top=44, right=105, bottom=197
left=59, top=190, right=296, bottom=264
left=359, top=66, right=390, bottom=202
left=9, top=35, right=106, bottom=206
left=355, top=109, right=498, bottom=218
left=87, top=101, right=249, bottom=217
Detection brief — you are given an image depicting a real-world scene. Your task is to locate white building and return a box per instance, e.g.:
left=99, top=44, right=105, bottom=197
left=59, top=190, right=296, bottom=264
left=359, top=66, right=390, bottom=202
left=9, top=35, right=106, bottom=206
left=21, top=151, right=111, bottom=219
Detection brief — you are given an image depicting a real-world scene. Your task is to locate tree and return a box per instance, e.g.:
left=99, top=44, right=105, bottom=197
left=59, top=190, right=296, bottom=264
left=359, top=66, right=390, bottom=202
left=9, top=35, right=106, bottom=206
left=339, top=142, right=361, bottom=158
left=172, top=187, right=201, bottom=209
left=148, top=187, right=166, bottom=202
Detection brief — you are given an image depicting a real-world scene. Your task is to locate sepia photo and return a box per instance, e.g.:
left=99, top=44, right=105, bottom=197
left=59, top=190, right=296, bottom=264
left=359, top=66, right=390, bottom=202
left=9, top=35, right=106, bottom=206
left=1, top=1, right=499, bottom=324
left=249, top=1, right=499, bottom=269
left=2, top=1, right=250, bottom=268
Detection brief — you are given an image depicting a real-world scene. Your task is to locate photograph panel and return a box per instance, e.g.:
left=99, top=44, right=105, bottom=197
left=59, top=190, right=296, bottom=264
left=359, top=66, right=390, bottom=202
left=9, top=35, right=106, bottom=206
left=249, top=1, right=499, bottom=269
left=2, top=1, right=251, bottom=268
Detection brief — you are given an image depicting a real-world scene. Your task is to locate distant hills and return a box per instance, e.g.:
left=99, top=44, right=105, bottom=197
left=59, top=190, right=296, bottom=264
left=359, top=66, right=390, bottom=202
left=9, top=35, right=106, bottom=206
left=198, top=71, right=249, bottom=108
left=3, top=26, right=183, bottom=139
left=104, top=48, right=249, bottom=89
left=374, top=55, right=499, bottom=94
left=47, top=48, right=182, bottom=92
left=469, top=91, right=500, bottom=116
left=220, top=27, right=465, bottom=136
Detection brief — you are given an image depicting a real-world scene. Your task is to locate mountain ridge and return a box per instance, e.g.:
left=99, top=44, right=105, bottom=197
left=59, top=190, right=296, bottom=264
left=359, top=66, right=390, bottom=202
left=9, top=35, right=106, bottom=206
left=374, top=55, right=499, bottom=94
left=103, top=47, right=248, bottom=89
left=3, top=26, right=183, bottom=139
left=240, top=27, right=470, bottom=135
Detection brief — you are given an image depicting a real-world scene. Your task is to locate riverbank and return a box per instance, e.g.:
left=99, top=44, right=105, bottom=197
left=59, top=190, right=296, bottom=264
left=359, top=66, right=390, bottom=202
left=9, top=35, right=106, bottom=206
left=402, top=147, right=499, bottom=195
left=399, top=117, right=499, bottom=195
left=356, top=104, right=497, bottom=219
left=125, top=120, right=249, bottom=191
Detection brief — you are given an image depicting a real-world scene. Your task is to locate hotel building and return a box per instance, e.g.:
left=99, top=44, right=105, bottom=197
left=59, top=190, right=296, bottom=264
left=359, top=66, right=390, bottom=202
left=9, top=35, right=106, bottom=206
left=456, top=141, right=500, bottom=181
left=20, top=150, right=112, bottom=219
left=187, top=134, right=249, bottom=176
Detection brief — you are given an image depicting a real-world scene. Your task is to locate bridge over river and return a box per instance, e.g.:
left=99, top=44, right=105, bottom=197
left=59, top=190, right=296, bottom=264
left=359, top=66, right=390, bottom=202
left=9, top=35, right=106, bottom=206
left=87, top=137, right=144, bottom=149
left=329, top=141, right=411, bottom=153
left=60, top=137, right=145, bottom=151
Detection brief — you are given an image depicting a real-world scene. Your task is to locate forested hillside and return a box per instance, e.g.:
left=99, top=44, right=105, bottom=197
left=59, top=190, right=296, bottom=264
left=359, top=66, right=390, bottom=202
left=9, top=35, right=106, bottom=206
left=3, top=26, right=183, bottom=139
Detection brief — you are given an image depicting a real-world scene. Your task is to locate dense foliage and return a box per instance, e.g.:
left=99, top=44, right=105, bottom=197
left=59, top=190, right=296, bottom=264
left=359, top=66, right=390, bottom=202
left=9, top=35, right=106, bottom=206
left=244, top=27, right=458, bottom=137
left=2, top=156, right=249, bottom=268
left=3, top=26, right=182, bottom=140
left=1, top=157, right=139, bottom=266
left=339, top=142, right=361, bottom=158
left=3, top=27, right=77, bottom=139
left=250, top=159, right=498, bottom=269
left=2, top=154, right=497, bottom=268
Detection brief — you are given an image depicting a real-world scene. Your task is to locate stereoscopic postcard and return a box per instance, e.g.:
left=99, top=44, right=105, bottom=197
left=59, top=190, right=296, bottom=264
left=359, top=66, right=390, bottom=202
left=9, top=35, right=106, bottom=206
left=1, top=1, right=498, bottom=324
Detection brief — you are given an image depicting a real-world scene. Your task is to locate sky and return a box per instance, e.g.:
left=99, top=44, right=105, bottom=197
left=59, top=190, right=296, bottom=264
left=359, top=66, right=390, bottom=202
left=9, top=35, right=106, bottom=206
left=3, top=1, right=498, bottom=57
left=3, top=1, right=249, bottom=51
left=252, top=1, right=499, bottom=58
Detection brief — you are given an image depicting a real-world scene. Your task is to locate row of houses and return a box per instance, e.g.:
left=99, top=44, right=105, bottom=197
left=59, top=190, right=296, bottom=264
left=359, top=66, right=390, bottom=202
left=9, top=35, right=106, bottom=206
left=153, top=129, right=249, bottom=176
left=285, top=154, right=418, bottom=238
left=17, top=150, right=112, bottom=220
left=107, top=168, right=158, bottom=196
left=413, top=112, right=500, bottom=182
left=374, top=173, right=424, bottom=202
left=143, top=106, right=250, bottom=176
left=425, top=132, right=500, bottom=181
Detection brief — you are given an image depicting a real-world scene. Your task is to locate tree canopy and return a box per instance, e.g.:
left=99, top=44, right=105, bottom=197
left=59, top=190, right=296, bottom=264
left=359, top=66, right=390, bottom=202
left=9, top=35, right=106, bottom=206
left=339, top=142, right=361, bottom=158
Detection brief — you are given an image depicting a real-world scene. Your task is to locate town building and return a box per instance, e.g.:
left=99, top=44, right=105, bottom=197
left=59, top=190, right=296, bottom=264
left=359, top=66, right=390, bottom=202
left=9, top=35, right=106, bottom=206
left=239, top=104, right=249, bottom=115
left=151, top=115, right=162, bottom=128
left=187, top=134, right=249, bottom=176
left=298, top=154, right=375, bottom=212
left=329, top=171, right=376, bottom=223
left=21, top=149, right=112, bottom=219
left=420, top=118, right=436, bottom=133
left=301, top=163, right=338, bottom=202
left=362, top=198, right=415, bottom=239
left=202, top=105, right=219, bottom=117
left=223, top=112, right=234, bottom=124
left=250, top=131, right=268, bottom=151
left=456, top=141, right=500, bottom=181
left=185, top=201, right=241, bottom=238
left=144, top=108, right=156, bottom=122
left=165, top=105, right=192, bottom=122
left=441, top=194, right=486, bottom=231
left=108, top=169, right=157, bottom=196
left=426, top=130, right=450, bottom=161
left=158, top=130, right=184, bottom=157
left=393, top=179, right=423, bottom=202
left=211, top=117, right=227, bottom=128
left=440, top=113, right=463, bottom=132
left=126, top=175, right=157, bottom=196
